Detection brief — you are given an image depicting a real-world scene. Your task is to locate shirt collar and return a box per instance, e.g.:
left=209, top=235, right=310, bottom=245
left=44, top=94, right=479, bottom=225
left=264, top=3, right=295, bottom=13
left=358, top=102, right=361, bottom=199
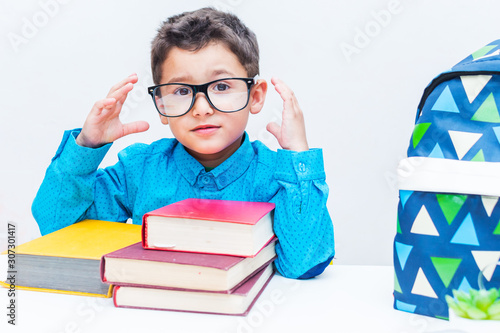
left=173, top=133, right=255, bottom=189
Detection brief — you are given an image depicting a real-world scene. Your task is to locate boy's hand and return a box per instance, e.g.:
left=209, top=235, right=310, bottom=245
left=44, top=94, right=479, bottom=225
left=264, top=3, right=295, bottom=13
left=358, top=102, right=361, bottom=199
left=76, top=74, right=150, bottom=148
left=266, top=77, right=309, bottom=152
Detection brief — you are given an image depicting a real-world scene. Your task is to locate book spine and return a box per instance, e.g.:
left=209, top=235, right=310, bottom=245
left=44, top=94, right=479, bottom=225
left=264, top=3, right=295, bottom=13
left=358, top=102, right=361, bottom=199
left=113, top=286, right=120, bottom=307
left=141, top=215, right=149, bottom=248
left=99, top=255, right=107, bottom=283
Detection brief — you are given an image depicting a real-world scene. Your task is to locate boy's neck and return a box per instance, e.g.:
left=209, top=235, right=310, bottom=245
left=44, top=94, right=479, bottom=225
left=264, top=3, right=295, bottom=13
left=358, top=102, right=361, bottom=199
left=185, top=134, right=245, bottom=169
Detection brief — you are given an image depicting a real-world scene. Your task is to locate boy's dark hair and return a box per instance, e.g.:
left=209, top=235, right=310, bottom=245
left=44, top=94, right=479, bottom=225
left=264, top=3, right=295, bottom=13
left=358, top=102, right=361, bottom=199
left=151, top=7, right=259, bottom=84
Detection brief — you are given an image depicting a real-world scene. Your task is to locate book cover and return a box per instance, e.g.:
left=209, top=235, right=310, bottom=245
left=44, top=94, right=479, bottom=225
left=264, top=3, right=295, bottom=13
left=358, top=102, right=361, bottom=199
left=143, top=198, right=276, bottom=225
left=100, top=239, right=276, bottom=292
left=142, top=199, right=275, bottom=256
left=11, top=219, right=142, bottom=260
left=1, top=220, right=141, bottom=297
left=112, top=263, right=275, bottom=316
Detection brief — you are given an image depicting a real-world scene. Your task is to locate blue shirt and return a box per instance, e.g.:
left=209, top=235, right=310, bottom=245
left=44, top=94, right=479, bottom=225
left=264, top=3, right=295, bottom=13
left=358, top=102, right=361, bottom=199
left=32, top=129, right=335, bottom=279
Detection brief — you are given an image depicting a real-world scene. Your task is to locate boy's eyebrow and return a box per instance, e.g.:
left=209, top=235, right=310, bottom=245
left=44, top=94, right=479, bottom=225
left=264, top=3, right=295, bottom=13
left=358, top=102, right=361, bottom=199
left=211, top=69, right=235, bottom=77
left=167, top=75, right=193, bottom=83
left=165, top=69, right=237, bottom=84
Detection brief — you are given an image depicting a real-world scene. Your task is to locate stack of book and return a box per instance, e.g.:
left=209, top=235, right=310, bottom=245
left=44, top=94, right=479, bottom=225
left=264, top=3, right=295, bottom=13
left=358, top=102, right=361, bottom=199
left=0, top=220, right=142, bottom=297
left=100, top=198, right=277, bottom=316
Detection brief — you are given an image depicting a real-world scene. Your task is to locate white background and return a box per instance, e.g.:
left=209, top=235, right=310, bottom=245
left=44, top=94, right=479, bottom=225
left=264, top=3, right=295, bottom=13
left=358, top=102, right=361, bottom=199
left=1, top=0, right=499, bottom=266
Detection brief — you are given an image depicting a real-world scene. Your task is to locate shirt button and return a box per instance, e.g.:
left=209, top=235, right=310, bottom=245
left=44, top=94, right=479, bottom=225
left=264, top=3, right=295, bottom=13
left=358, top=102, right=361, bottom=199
left=202, top=176, right=210, bottom=184
left=298, top=162, right=306, bottom=172
left=219, top=175, right=227, bottom=185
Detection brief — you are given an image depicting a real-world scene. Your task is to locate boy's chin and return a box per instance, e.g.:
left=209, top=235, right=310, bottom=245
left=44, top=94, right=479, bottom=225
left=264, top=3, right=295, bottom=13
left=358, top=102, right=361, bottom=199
left=183, top=141, right=219, bottom=153
left=187, top=145, right=229, bottom=156
left=183, top=139, right=242, bottom=161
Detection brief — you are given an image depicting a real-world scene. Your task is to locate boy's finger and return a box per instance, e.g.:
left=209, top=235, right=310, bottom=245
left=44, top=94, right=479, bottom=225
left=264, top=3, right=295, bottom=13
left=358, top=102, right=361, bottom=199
left=108, top=82, right=135, bottom=105
left=271, top=77, right=298, bottom=109
left=266, top=122, right=281, bottom=141
left=107, top=73, right=138, bottom=97
left=271, top=78, right=295, bottom=101
left=122, top=120, right=150, bottom=137
left=92, top=98, right=116, bottom=116
left=271, top=77, right=292, bottom=94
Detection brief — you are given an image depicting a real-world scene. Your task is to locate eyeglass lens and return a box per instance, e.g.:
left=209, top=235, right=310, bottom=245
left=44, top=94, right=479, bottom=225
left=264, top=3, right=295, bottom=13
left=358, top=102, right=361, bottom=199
left=153, top=79, right=250, bottom=117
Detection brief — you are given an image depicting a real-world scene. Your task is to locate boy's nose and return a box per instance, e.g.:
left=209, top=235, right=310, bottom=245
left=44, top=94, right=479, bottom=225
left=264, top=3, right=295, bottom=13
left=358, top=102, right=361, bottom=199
left=191, top=93, right=215, bottom=117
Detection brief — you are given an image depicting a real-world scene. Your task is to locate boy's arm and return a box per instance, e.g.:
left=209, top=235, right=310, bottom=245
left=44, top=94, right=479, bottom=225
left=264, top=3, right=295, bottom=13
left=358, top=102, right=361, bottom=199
left=267, top=78, right=334, bottom=278
left=32, top=75, right=149, bottom=235
left=32, top=129, right=132, bottom=235
left=271, top=148, right=335, bottom=279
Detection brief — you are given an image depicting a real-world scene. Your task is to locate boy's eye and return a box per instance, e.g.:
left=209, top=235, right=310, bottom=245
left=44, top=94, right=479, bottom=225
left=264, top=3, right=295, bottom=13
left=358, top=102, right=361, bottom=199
left=213, top=82, right=230, bottom=92
left=174, top=87, right=192, bottom=96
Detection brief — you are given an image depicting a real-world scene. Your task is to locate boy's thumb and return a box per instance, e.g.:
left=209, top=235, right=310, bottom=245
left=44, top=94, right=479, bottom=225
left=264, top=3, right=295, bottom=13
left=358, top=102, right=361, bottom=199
left=266, top=122, right=281, bottom=141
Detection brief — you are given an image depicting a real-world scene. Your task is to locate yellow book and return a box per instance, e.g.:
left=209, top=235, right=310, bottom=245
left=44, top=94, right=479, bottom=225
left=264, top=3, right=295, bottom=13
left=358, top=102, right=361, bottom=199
left=1, top=220, right=141, bottom=298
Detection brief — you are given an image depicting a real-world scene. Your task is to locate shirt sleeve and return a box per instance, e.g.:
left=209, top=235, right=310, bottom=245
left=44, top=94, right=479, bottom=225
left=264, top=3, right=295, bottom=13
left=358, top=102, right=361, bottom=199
left=32, top=129, right=131, bottom=235
left=271, top=148, right=335, bottom=279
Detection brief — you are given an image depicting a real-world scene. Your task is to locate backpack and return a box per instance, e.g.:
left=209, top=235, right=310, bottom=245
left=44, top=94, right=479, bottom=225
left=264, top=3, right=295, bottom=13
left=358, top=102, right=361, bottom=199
left=394, top=40, right=500, bottom=319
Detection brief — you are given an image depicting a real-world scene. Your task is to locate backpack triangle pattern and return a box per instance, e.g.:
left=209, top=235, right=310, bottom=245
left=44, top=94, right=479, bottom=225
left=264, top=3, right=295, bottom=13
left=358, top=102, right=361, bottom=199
left=448, top=130, right=482, bottom=160
left=412, top=123, right=432, bottom=149
left=471, top=93, right=500, bottom=123
left=395, top=241, right=413, bottom=270
left=399, top=190, right=413, bottom=209
left=481, top=196, right=498, bottom=217
left=436, top=194, right=467, bottom=225
left=460, top=75, right=492, bottom=103
left=471, top=149, right=485, bottom=161
left=394, top=271, right=402, bottom=293
left=395, top=300, right=417, bottom=313
left=471, top=251, right=500, bottom=281
left=431, top=86, right=460, bottom=113
left=471, top=45, right=498, bottom=60
left=429, top=143, right=445, bottom=159
left=410, top=206, right=439, bottom=236
left=411, top=268, right=438, bottom=298
left=457, top=276, right=472, bottom=293
left=494, top=221, right=500, bottom=235
left=450, top=213, right=479, bottom=246
left=430, top=257, right=462, bottom=288
left=474, top=49, right=500, bottom=61
left=493, top=126, right=500, bottom=145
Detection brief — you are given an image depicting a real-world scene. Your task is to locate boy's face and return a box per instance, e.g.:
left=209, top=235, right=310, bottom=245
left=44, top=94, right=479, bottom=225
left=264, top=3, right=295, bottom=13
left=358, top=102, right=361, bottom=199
left=159, top=42, right=266, bottom=166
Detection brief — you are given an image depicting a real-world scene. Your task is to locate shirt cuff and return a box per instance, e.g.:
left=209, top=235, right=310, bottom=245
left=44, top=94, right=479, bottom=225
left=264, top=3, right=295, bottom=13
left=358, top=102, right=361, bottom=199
left=56, top=129, right=112, bottom=175
left=274, top=148, right=326, bottom=183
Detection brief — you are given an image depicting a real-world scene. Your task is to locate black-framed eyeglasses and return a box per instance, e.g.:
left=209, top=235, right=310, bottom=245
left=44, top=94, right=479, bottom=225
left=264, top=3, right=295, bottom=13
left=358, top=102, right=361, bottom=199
left=147, top=77, right=255, bottom=117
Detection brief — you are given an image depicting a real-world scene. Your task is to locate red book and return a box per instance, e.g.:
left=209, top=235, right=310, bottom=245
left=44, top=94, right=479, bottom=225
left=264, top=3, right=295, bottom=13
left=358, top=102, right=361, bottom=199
left=112, top=263, right=274, bottom=316
left=142, top=199, right=276, bottom=257
left=100, top=240, right=276, bottom=292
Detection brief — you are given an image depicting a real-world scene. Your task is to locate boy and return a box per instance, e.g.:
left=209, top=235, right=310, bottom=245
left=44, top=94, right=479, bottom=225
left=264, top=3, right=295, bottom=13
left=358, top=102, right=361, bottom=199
left=32, top=7, right=334, bottom=279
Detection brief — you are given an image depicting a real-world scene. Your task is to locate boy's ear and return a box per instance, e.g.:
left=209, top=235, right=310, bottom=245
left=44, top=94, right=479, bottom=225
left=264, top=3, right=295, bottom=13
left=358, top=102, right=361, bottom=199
left=249, top=79, right=267, bottom=115
left=160, top=115, right=169, bottom=125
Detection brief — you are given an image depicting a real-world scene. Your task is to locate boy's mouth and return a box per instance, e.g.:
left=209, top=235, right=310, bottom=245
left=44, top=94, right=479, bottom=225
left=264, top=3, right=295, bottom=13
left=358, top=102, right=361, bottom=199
left=191, top=124, right=221, bottom=134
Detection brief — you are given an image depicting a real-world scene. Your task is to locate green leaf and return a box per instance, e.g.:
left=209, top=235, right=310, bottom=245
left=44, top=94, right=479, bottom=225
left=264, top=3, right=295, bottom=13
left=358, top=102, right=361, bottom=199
left=488, top=288, right=499, bottom=302
left=464, top=305, right=488, bottom=320
left=449, top=288, right=500, bottom=319
left=487, top=301, right=500, bottom=317
left=453, top=289, right=471, bottom=303
left=447, top=299, right=468, bottom=318
left=475, top=289, right=496, bottom=311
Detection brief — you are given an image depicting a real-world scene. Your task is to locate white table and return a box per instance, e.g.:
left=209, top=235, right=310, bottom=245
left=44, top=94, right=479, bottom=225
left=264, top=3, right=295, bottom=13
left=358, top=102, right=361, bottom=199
left=1, top=259, right=498, bottom=333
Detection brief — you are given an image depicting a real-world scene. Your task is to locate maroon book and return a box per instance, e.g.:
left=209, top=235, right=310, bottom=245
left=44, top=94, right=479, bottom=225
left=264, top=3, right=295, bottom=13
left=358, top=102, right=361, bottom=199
left=142, top=199, right=275, bottom=257
left=112, top=263, right=275, bottom=316
left=101, top=240, right=276, bottom=293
